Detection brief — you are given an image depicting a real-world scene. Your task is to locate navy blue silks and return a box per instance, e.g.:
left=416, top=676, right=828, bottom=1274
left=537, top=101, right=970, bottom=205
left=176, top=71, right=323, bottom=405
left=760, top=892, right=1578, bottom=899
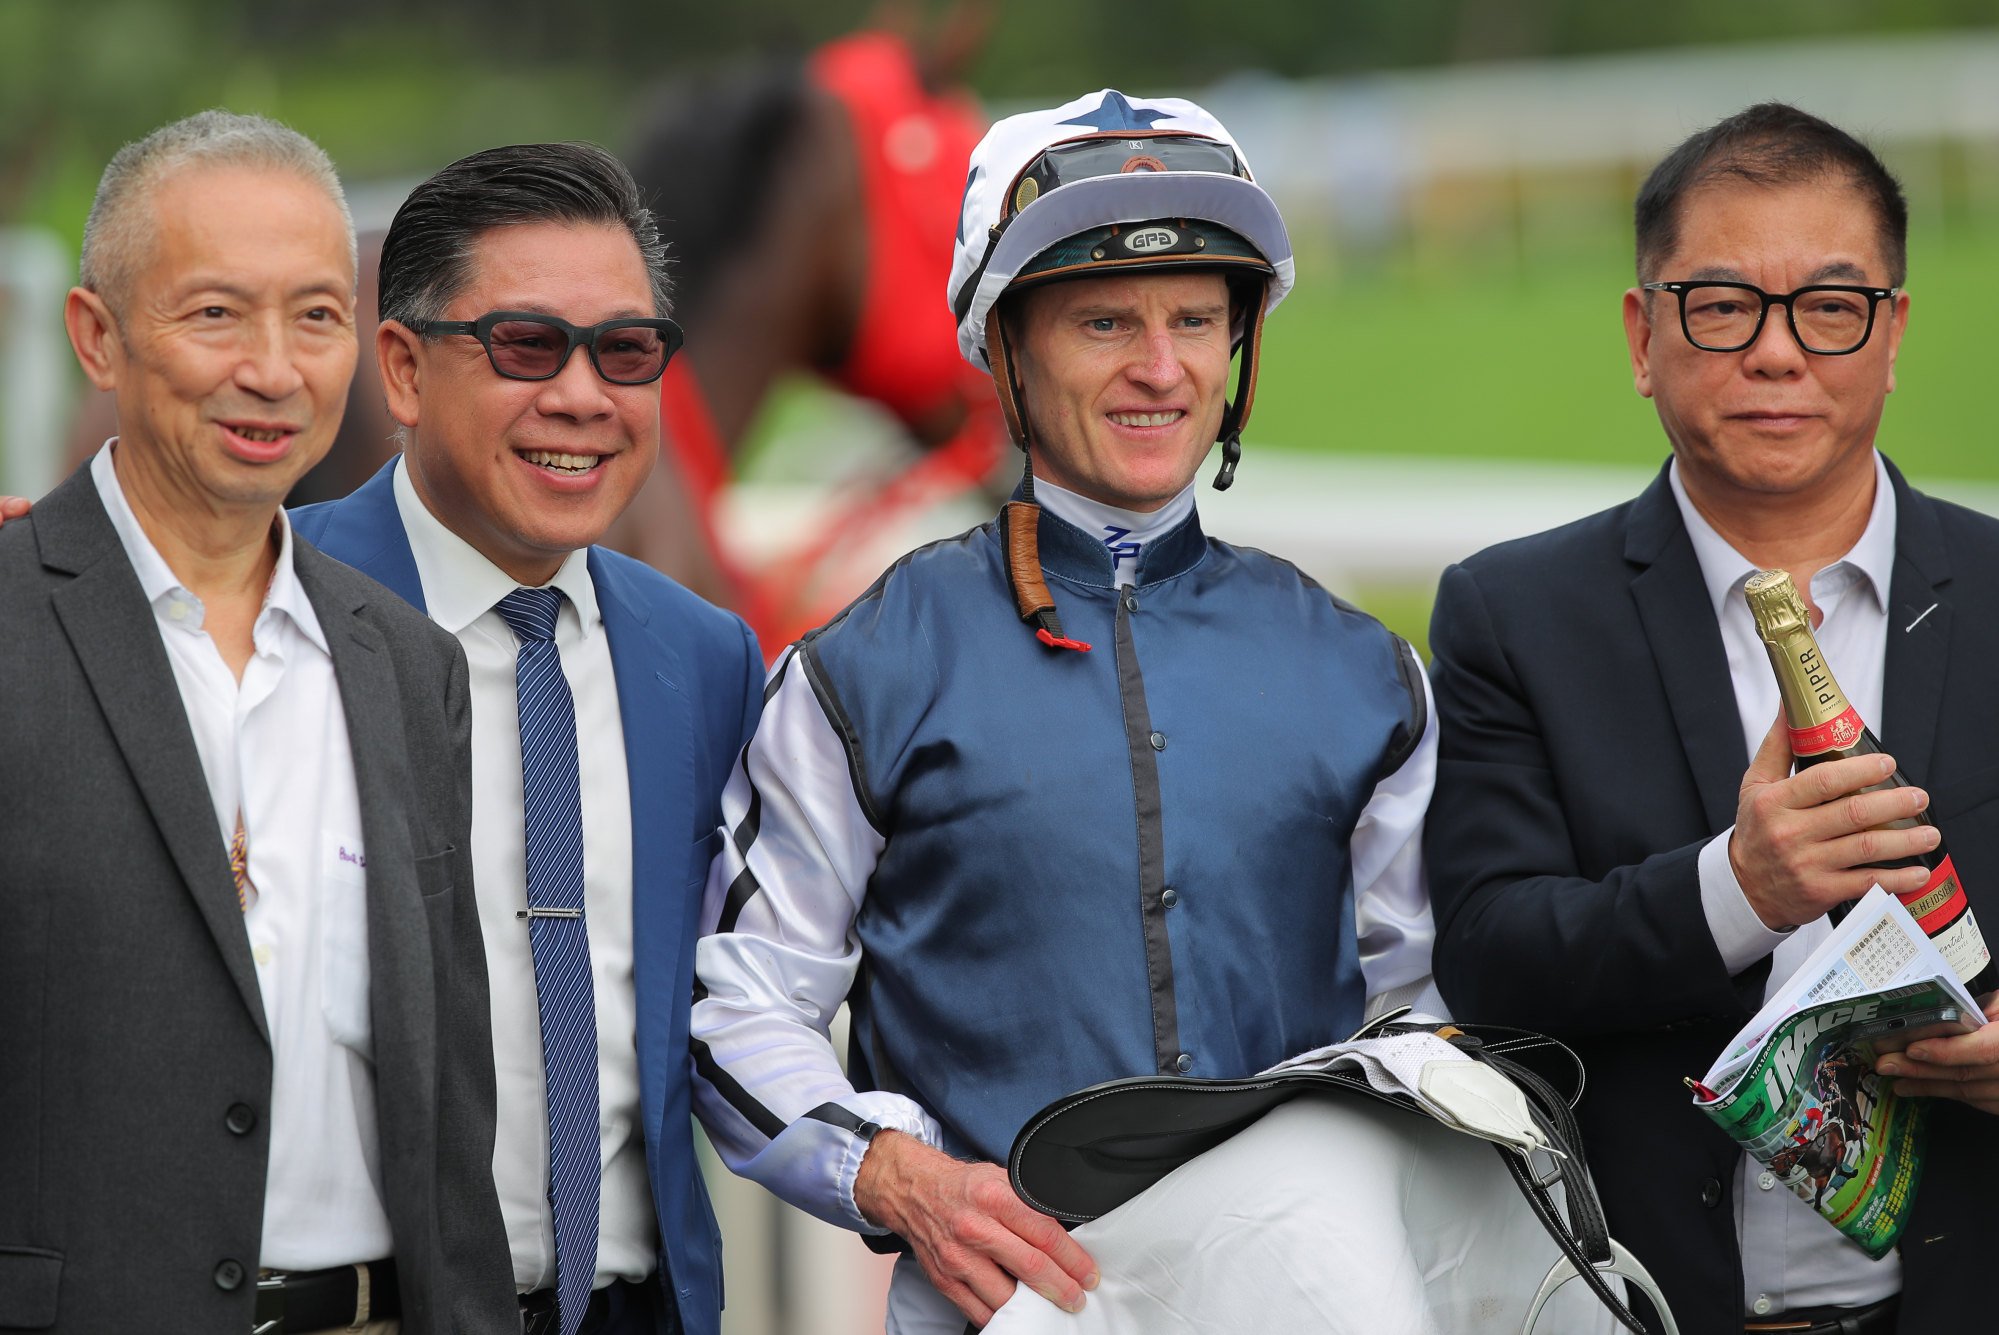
left=798, top=501, right=1424, bottom=1166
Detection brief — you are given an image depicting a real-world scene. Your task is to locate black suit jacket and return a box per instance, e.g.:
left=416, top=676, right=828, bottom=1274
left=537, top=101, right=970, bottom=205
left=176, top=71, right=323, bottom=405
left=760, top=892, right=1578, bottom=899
left=0, top=465, right=516, bottom=1332
left=1426, top=458, right=1999, bottom=1335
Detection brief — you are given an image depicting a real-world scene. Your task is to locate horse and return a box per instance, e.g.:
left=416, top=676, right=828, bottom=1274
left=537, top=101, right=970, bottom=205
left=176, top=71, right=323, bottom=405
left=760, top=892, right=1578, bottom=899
left=610, top=25, right=1001, bottom=646
left=62, top=23, right=1001, bottom=654
left=1810, top=1046, right=1875, bottom=1136
left=1769, top=1102, right=1861, bottom=1211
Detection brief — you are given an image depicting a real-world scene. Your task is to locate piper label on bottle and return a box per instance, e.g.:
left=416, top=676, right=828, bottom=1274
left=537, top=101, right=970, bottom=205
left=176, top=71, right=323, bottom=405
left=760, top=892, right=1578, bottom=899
left=1790, top=706, right=1864, bottom=756
left=1895, top=856, right=1993, bottom=987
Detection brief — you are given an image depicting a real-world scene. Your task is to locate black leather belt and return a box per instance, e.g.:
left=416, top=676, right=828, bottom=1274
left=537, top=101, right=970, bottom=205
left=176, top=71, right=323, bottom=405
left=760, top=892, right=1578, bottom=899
left=253, top=1259, right=398, bottom=1334
left=1746, top=1293, right=1898, bottom=1335
left=519, top=1286, right=561, bottom=1335
left=520, top=1285, right=605, bottom=1335
left=519, top=1280, right=640, bottom=1335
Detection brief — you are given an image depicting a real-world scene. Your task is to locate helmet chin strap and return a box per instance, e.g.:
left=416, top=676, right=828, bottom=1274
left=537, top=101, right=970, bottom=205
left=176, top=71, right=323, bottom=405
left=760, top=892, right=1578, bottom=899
left=1211, top=284, right=1267, bottom=492
left=990, top=315, right=1092, bottom=653
left=987, top=307, right=1031, bottom=455
left=1002, top=455, right=1094, bottom=654
left=1215, top=434, right=1242, bottom=491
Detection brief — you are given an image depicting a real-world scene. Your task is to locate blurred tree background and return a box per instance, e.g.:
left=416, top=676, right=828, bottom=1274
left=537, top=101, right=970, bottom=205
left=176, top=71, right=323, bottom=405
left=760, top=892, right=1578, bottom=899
left=10, top=0, right=1999, bottom=656
left=10, top=0, right=1999, bottom=238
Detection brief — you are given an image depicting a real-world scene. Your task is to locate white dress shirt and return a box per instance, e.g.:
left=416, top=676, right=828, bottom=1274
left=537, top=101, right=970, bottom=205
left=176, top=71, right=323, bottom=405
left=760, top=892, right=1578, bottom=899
left=391, top=458, right=655, bottom=1292
left=1677, top=453, right=1903, bottom=1315
left=691, top=488, right=1444, bottom=1253
left=92, top=441, right=392, bottom=1269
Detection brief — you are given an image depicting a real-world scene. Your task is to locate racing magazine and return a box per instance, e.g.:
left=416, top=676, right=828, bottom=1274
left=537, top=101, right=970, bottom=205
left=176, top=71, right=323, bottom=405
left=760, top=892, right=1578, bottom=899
left=1689, top=887, right=1982, bottom=1258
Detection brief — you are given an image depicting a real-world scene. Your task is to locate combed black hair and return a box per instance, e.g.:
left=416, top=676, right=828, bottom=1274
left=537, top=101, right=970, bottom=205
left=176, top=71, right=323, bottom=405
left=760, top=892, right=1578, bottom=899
left=378, top=141, right=670, bottom=326
left=1634, top=102, right=1908, bottom=285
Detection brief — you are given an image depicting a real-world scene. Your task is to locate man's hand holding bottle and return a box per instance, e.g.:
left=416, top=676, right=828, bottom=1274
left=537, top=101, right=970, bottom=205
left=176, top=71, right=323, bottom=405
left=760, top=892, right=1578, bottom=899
left=1730, top=714, right=1939, bottom=931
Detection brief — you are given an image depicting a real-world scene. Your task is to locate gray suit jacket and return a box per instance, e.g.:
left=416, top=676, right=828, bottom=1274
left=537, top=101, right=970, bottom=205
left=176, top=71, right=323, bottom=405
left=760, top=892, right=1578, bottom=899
left=0, top=465, right=516, bottom=1333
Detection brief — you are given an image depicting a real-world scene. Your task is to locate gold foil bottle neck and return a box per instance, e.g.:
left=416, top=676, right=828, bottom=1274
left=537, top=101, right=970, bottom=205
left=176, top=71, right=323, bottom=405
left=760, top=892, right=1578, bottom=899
left=1743, top=566, right=1854, bottom=738
left=1745, top=568, right=1811, bottom=641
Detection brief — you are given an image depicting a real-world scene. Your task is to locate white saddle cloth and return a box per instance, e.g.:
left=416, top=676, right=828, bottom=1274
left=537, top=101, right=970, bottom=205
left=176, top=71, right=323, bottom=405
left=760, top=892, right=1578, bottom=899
left=972, top=1096, right=1623, bottom=1335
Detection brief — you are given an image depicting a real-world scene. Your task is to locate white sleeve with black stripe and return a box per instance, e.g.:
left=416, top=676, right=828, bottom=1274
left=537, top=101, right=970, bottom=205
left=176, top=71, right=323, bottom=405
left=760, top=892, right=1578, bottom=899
left=1352, top=653, right=1447, bottom=1022
left=691, top=647, right=943, bottom=1233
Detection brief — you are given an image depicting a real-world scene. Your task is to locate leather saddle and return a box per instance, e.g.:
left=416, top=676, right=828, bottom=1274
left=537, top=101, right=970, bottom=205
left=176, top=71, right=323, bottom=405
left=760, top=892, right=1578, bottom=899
left=1006, top=1013, right=1680, bottom=1335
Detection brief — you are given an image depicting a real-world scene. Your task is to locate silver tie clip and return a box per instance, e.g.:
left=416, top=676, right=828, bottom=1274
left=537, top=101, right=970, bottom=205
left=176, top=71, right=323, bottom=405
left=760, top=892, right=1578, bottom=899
left=517, top=907, right=584, bottom=920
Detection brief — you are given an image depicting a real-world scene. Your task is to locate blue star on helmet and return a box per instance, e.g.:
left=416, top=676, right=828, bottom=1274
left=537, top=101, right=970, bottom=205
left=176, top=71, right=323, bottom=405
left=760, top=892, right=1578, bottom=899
left=1057, top=91, right=1176, bottom=132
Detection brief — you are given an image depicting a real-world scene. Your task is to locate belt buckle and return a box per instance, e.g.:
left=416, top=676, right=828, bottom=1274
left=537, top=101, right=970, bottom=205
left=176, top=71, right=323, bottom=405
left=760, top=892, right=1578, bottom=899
left=253, top=1273, right=286, bottom=1335
left=350, top=1261, right=373, bottom=1327
left=519, top=1289, right=560, bottom=1335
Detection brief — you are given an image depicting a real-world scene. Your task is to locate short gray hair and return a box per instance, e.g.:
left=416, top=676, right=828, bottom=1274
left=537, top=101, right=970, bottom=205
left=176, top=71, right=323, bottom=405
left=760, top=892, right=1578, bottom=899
left=80, top=109, right=357, bottom=312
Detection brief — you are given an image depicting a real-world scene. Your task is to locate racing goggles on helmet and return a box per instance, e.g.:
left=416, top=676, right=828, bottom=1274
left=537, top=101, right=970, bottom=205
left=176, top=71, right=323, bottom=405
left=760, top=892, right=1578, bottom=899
left=1001, top=134, right=1246, bottom=219
left=953, top=132, right=1261, bottom=329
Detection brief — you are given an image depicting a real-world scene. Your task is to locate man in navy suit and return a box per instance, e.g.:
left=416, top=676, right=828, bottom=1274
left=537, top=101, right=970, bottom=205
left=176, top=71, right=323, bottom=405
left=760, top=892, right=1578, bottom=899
left=1426, top=104, right=1999, bottom=1335
left=292, top=143, right=761, bottom=1335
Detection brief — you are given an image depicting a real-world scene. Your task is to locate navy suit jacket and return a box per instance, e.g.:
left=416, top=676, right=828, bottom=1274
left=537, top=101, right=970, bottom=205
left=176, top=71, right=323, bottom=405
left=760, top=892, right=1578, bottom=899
left=1425, top=458, right=1999, bottom=1334
left=293, top=459, right=762, bottom=1335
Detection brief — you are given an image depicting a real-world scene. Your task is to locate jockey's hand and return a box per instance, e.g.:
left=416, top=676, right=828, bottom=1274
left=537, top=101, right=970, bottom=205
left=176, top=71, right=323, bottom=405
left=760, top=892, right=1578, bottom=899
left=1875, top=993, right=1999, bottom=1114
left=1731, top=715, right=1938, bottom=930
left=0, top=496, right=28, bottom=524
left=853, top=1129, right=1098, bottom=1328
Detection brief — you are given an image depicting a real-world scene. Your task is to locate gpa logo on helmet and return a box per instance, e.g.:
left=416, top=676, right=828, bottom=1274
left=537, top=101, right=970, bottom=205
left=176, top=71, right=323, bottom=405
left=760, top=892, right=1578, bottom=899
left=1124, top=226, right=1180, bottom=254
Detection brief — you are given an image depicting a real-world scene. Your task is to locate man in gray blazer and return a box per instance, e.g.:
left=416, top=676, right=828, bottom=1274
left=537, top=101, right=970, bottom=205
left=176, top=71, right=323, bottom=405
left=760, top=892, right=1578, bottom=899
left=0, top=112, right=514, bottom=1333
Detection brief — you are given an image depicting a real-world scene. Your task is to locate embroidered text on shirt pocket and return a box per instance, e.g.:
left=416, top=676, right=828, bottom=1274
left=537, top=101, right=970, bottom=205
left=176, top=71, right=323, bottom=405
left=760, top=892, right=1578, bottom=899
left=319, top=828, right=373, bottom=1059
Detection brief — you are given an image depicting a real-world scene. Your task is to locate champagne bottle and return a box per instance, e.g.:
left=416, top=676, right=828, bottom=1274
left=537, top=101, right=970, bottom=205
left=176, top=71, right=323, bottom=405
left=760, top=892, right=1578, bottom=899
left=1744, top=568, right=1998, bottom=999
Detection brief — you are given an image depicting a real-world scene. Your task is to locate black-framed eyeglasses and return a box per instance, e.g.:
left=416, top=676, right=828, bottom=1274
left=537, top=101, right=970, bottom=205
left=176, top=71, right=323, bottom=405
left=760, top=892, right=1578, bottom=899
left=409, top=311, right=684, bottom=384
left=1642, top=281, right=1898, bottom=356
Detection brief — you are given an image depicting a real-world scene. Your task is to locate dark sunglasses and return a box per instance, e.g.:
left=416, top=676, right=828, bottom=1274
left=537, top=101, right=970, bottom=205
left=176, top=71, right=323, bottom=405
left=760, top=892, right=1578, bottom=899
left=409, top=311, right=684, bottom=384
left=1004, top=134, right=1246, bottom=220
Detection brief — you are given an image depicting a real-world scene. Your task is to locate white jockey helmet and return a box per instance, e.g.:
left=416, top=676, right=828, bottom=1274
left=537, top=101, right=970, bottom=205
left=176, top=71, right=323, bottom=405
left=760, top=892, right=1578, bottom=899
left=947, top=89, right=1294, bottom=491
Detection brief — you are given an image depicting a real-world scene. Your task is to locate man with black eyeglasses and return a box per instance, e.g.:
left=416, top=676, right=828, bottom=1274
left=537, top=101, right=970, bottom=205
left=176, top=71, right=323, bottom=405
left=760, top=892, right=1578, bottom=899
left=1426, top=102, right=1999, bottom=1334
left=288, top=144, right=762, bottom=1335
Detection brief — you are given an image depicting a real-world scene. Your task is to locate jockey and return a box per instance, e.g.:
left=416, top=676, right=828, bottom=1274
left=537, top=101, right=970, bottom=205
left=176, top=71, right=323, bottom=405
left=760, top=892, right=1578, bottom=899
left=1789, top=1108, right=1825, bottom=1145
left=690, top=89, right=1444, bottom=1334
left=947, top=87, right=1293, bottom=649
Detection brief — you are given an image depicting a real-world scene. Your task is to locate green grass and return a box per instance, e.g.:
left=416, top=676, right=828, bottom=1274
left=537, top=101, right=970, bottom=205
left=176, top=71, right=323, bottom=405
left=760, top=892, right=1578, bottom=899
left=1252, top=222, right=1999, bottom=484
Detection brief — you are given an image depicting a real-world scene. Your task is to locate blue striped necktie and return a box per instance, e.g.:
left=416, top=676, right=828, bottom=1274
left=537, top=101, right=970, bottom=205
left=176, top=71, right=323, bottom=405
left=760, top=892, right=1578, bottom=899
left=495, top=587, right=599, bottom=1335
